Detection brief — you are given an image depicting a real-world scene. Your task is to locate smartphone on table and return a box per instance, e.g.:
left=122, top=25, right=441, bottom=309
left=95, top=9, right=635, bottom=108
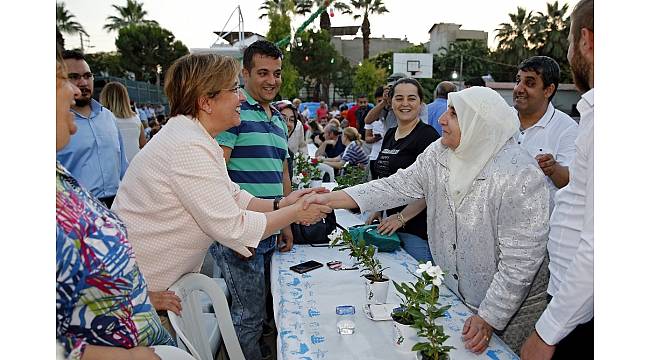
left=290, top=260, right=323, bottom=274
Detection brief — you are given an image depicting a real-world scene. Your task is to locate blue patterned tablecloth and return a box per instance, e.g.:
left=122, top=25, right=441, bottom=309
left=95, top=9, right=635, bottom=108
left=271, top=242, right=519, bottom=360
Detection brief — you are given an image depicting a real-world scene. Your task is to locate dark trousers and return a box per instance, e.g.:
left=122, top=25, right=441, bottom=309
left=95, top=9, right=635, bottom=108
left=547, top=295, right=594, bottom=360
left=369, top=160, right=378, bottom=180
left=98, top=195, right=115, bottom=208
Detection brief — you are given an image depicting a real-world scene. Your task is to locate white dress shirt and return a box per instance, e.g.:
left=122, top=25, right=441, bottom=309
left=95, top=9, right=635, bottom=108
left=535, top=89, right=594, bottom=345
left=516, top=103, right=578, bottom=208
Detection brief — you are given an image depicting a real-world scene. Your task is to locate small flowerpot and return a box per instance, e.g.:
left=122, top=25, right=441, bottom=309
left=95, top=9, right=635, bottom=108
left=310, top=179, right=323, bottom=188
left=364, top=275, right=389, bottom=304
left=392, top=319, right=419, bottom=353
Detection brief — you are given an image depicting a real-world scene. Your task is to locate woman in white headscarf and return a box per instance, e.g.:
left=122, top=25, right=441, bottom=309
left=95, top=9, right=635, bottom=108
left=306, top=86, right=549, bottom=354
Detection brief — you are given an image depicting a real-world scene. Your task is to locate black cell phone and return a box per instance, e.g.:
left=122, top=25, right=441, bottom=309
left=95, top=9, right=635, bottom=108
left=289, top=260, right=323, bottom=274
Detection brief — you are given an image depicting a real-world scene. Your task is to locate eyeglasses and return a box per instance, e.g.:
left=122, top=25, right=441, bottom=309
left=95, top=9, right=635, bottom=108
left=208, top=84, right=242, bottom=98
left=68, top=72, right=94, bottom=81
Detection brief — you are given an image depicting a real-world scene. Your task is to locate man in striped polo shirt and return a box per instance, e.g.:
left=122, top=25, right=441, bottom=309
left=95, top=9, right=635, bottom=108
left=209, top=40, right=290, bottom=360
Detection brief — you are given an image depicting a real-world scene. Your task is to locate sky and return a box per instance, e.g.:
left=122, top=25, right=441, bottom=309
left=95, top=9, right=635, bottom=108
left=60, top=0, right=578, bottom=54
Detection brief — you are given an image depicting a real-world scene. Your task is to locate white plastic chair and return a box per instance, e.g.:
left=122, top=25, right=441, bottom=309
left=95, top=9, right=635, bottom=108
left=167, top=273, right=245, bottom=360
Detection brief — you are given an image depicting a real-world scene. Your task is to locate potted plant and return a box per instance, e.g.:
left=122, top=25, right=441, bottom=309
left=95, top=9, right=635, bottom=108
left=407, top=262, right=454, bottom=360
left=309, top=157, right=323, bottom=187
left=292, top=153, right=313, bottom=190
left=332, top=163, right=367, bottom=191
left=391, top=263, right=432, bottom=352
left=330, top=228, right=390, bottom=304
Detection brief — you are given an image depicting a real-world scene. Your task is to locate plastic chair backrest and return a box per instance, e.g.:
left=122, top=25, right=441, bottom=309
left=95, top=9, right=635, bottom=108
left=168, top=273, right=245, bottom=360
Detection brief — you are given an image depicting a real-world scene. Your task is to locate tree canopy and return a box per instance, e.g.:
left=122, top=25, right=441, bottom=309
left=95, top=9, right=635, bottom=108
left=104, top=0, right=158, bottom=32
left=56, top=2, right=88, bottom=37
left=115, top=24, right=188, bottom=84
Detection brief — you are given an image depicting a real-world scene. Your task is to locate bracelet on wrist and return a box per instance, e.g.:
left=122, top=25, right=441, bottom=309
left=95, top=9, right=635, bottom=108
left=397, top=212, right=406, bottom=228
left=273, top=196, right=283, bottom=210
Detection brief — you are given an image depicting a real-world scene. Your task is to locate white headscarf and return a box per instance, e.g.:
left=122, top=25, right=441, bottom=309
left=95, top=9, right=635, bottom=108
left=446, top=87, right=519, bottom=207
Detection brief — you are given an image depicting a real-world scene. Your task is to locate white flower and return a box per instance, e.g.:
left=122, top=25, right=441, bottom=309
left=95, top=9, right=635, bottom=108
left=416, top=262, right=445, bottom=286
left=328, top=228, right=342, bottom=245
left=415, top=261, right=434, bottom=275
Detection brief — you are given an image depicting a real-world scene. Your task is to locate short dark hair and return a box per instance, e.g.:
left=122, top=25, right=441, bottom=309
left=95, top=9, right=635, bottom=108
left=356, top=94, right=367, bottom=99
left=571, top=0, right=593, bottom=43
left=62, top=49, right=85, bottom=61
left=518, top=56, right=561, bottom=100
left=243, top=40, right=283, bottom=71
left=464, top=77, right=486, bottom=87
left=374, top=85, right=385, bottom=99
left=388, top=77, right=424, bottom=101
left=434, top=81, right=457, bottom=99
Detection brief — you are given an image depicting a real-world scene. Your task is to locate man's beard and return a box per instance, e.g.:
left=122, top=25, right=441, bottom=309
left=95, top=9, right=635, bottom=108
left=74, top=98, right=90, bottom=107
left=570, top=50, right=591, bottom=93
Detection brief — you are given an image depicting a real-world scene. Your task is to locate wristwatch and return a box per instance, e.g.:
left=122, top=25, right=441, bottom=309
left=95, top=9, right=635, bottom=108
left=273, top=196, right=283, bottom=210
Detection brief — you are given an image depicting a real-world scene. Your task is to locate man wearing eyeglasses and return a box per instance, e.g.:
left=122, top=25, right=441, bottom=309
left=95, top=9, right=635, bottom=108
left=57, top=50, right=128, bottom=208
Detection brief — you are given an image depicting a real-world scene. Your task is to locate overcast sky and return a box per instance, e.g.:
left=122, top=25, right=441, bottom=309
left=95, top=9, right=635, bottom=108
left=61, top=0, right=578, bottom=53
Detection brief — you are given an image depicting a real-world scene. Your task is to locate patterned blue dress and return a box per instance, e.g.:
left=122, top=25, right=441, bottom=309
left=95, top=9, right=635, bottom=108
left=56, top=162, right=174, bottom=359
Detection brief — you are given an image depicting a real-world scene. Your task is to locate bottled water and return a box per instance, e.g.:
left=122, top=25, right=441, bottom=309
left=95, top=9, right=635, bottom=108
left=336, top=305, right=356, bottom=335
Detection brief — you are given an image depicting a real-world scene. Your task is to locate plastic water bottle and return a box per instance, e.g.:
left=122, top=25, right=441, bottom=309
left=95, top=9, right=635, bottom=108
left=336, top=305, right=356, bottom=335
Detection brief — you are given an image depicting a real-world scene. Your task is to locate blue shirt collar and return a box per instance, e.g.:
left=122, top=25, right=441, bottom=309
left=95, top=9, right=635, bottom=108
left=71, top=98, right=104, bottom=119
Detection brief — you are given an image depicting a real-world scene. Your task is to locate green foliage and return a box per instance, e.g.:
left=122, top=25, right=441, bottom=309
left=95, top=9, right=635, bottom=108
left=290, top=29, right=341, bottom=102
left=393, top=266, right=453, bottom=359
left=280, top=55, right=302, bottom=100
left=104, top=0, right=158, bottom=32
left=296, top=0, right=352, bottom=33
left=353, top=60, right=386, bottom=101
left=332, top=57, right=355, bottom=99
left=56, top=2, right=88, bottom=37
left=435, top=40, right=491, bottom=81
left=266, top=12, right=292, bottom=43
left=115, top=24, right=188, bottom=84
left=333, top=163, right=367, bottom=191
left=85, top=52, right=126, bottom=77
left=292, top=154, right=322, bottom=190
left=493, top=1, right=573, bottom=82
left=329, top=229, right=387, bottom=281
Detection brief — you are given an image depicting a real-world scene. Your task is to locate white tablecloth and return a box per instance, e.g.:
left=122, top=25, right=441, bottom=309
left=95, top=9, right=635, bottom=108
left=271, top=210, right=519, bottom=360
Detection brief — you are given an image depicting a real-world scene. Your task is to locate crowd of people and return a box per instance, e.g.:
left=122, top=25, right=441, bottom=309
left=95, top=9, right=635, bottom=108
left=56, top=0, right=593, bottom=359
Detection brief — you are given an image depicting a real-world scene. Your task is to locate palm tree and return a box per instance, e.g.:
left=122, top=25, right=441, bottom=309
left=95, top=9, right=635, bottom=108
left=495, top=6, right=534, bottom=65
left=103, top=0, right=158, bottom=33
left=350, top=0, right=389, bottom=60
left=530, top=1, right=570, bottom=61
left=296, top=0, right=351, bottom=34
left=259, top=0, right=297, bottom=19
left=56, top=2, right=88, bottom=37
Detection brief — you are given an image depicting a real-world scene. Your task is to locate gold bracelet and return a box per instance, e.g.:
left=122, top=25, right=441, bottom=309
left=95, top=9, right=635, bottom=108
left=397, top=212, right=406, bottom=228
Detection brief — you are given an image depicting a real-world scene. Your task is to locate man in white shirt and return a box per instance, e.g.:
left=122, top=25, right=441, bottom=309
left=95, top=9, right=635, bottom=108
left=514, top=55, right=578, bottom=209
left=520, top=0, right=594, bottom=358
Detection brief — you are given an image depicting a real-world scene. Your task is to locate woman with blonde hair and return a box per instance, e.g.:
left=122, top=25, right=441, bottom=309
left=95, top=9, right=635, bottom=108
left=111, top=53, right=330, bottom=330
left=321, top=126, right=369, bottom=169
left=100, top=82, right=147, bottom=162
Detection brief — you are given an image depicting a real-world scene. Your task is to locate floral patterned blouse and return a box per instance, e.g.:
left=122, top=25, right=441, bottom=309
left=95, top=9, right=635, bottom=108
left=56, top=162, right=173, bottom=359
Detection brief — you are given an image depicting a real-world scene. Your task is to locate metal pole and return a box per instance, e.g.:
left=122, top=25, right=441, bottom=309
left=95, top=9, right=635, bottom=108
left=459, top=53, right=464, bottom=90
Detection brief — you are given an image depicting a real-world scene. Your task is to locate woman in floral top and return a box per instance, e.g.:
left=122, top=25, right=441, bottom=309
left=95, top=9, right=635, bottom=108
left=56, top=49, right=173, bottom=359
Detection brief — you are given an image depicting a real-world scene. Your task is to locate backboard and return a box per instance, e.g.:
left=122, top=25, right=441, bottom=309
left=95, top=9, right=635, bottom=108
left=393, top=53, right=434, bottom=78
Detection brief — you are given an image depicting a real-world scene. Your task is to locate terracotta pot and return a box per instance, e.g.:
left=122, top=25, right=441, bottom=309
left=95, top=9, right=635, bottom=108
left=364, top=275, right=389, bottom=304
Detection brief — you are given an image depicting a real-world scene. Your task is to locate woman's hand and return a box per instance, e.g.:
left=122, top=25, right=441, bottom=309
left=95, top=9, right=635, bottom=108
left=462, top=315, right=494, bottom=354
left=282, top=187, right=329, bottom=208
left=365, top=211, right=382, bottom=225
left=148, top=291, right=182, bottom=316
left=377, top=214, right=402, bottom=235
left=293, top=197, right=331, bottom=225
